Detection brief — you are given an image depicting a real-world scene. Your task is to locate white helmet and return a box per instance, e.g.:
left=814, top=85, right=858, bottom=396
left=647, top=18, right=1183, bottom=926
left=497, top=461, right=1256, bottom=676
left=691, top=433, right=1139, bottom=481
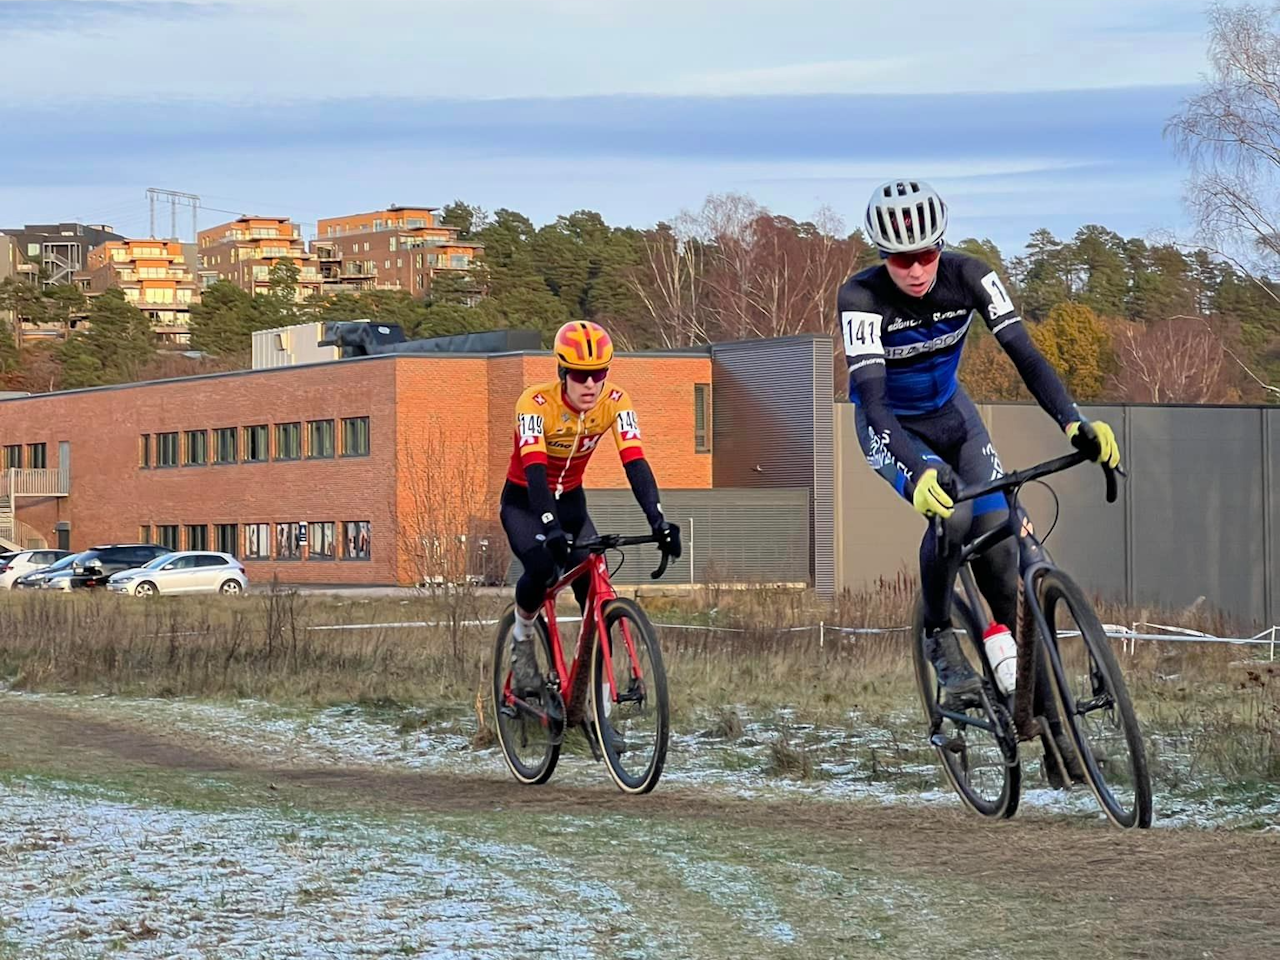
left=865, top=180, right=948, bottom=253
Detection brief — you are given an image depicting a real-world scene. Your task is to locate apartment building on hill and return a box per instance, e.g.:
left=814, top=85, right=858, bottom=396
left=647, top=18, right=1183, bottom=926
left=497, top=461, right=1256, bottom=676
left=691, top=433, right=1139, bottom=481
left=197, top=217, right=323, bottom=301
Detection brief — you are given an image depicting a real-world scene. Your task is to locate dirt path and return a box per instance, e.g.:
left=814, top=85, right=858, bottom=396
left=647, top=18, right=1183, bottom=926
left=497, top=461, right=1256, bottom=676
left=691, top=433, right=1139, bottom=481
left=3, top=696, right=1277, bottom=959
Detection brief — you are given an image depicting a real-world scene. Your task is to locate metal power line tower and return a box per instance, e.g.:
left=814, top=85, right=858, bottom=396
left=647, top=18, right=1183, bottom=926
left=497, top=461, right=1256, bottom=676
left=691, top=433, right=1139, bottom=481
left=146, top=188, right=201, bottom=241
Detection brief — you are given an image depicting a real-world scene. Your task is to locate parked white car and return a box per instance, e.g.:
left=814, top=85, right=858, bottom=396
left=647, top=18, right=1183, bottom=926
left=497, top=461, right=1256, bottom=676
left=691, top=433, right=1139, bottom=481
left=0, top=549, right=73, bottom=589
left=106, top=552, right=249, bottom=598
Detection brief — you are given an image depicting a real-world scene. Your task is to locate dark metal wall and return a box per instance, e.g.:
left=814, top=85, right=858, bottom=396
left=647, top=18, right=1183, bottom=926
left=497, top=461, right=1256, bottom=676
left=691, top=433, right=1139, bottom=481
left=837, top=401, right=1280, bottom=624
left=504, top=487, right=811, bottom=586
left=710, top=336, right=835, bottom=595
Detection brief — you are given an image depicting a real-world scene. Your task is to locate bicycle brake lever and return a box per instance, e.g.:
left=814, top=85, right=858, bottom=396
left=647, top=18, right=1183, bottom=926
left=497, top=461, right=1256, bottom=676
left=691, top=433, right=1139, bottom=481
left=651, top=547, right=671, bottom=580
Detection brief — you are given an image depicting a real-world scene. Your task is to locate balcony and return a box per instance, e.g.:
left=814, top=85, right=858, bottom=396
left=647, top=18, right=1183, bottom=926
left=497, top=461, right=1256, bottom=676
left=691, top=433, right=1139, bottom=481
left=3, top=468, right=70, bottom=498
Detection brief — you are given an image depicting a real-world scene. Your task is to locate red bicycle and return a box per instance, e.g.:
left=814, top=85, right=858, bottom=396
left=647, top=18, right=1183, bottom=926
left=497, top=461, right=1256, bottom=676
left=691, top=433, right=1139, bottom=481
left=492, top=533, right=671, bottom=794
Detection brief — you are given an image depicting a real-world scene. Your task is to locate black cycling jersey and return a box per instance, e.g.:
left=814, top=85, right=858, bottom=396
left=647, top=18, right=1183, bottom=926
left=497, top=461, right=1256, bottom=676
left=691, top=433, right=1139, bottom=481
left=837, top=251, right=1079, bottom=495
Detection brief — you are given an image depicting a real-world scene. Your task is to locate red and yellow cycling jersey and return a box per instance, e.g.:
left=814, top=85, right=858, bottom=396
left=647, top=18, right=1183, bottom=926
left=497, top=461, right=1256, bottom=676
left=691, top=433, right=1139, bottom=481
left=506, top=381, right=645, bottom=494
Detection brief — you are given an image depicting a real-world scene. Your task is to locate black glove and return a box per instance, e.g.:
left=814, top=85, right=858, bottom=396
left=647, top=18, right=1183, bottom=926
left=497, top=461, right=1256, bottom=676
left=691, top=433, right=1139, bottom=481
left=537, top=512, right=572, bottom=569
left=653, top=520, right=682, bottom=559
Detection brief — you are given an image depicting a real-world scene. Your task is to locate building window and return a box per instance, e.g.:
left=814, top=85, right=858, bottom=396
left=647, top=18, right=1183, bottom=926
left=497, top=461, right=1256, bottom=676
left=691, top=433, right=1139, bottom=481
left=307, top=419, right=335, bottom=459
left=275, top=522, right=302, bottom=560
left=138, top=525, right=152, bottom=544
left=363, top=241, right=370, bottom=252
left=384, top=259, right=391, bottom=269
left=27, top=443, right=46, bottom=469
left=415, top=253, right=423, bottom=269
left=307, top=521, right=336, bottom=560
left=341, top=417, right=370, bottom=457
left=215, top=523, right=238, bottom=557
left=449, top=255, right=469, bottom=268
left=694, top=383, right=712, bottom=453
left=157, top=525, right=179, bottom=551
left=274, top=422, right=302, bottom=460
left=184, top=430, right=208, bottom=466
left=389, top=236, right=397, bottom=251
left=342, top=521, right=371, bottom=560
left=245, top=523, right=271, bottom=560
left=186, top=524, right=208, bottom=551
left=156, top=432, right=180, bottom=467
left=2, top=445, right=20, bottom=469
left=243, top=424, right=269, bottom=462
left=214, top=427, right=237, bottom=464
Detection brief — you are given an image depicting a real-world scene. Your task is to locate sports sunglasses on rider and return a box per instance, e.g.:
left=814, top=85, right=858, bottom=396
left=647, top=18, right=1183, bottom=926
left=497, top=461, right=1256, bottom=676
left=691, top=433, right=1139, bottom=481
left=882, top=244, right=942, bottom=269
left=564, top=367, right=609, bottom=384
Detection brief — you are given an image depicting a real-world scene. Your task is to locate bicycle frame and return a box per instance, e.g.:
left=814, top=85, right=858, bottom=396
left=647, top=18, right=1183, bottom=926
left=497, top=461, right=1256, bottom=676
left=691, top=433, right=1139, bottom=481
left=940, top=450, right=1119, bottom=743
left=950, top=501, right=1057, bottom=741
left=539, top=551, right=644, bottom=727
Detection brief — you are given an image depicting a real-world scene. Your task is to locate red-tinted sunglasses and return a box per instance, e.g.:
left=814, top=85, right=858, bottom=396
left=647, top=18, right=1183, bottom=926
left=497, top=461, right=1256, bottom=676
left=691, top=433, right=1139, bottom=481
left=884, top=246, right=941, bottom=269
left=565, top=367, right=609, bottom=384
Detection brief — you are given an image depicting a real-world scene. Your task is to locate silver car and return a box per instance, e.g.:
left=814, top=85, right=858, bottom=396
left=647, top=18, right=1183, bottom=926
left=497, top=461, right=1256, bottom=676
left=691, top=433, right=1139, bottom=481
left=106, top=551, right=249, bottom=598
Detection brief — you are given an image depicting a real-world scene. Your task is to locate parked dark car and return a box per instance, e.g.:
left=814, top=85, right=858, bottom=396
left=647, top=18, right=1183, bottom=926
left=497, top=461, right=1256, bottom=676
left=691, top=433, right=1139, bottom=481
left=63, top=544, right=172, bottom=590
left=13, top=551, right=86, bottom=589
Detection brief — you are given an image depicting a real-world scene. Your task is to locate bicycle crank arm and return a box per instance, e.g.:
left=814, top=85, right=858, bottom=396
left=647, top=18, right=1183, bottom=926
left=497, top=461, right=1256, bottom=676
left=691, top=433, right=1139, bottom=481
left=934, top=708, right=998, bottom=735
left=580, top=721, right=604, bottom=763
left=1035, top=714, right=1086, bottom=787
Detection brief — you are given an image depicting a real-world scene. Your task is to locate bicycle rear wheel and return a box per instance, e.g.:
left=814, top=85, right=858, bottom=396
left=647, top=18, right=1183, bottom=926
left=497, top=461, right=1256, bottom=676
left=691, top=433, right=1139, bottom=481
left=1038, top=570, right=1153, bottom=828
left=492, top=608, right=562, bottom=785
left=912, top=593, right=1020, bottom=819
left=591, top=598, right=669, bottom=794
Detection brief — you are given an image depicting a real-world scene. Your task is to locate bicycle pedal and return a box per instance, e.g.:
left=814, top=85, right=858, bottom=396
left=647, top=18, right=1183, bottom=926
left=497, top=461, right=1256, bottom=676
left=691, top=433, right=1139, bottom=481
left=929, top=732, right=966, bottom=754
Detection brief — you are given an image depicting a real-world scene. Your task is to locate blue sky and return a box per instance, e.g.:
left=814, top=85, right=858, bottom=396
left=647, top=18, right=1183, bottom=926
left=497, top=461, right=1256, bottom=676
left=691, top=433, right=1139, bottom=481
left=0, top=0, right=1213, bottom=256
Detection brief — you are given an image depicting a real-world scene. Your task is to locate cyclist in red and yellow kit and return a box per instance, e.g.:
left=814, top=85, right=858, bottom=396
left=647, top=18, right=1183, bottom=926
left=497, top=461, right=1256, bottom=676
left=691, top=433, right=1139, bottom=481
left=502, top=320, right=681, bottom=695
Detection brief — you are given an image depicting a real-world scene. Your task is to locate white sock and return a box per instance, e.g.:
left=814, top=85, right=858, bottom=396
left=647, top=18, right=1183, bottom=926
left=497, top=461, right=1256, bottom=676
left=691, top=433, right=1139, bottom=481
left=513, top=609, right=536, bottom=642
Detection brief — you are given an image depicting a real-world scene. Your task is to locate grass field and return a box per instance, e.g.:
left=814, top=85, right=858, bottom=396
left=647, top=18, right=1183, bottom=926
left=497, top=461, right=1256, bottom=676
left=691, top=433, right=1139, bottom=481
left=0, top=588, right=1276, bottom=957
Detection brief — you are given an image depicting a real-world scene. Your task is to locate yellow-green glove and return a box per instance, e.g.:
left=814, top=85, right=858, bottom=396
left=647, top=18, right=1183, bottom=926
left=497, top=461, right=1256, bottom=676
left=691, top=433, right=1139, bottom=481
left=1066, top=420, right=1121, bottom=469
left=912, top=467, right=955, bottom=519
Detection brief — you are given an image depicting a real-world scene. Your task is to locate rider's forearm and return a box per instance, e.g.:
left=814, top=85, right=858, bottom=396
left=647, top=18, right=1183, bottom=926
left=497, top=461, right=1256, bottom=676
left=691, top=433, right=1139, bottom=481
left=849, top=364, right=933, bottom=492
left=996, top=323, right=1079, bottom=429
left=521, top=462, right=559, bottom=522
left=623, top=458, right=665, bottom=529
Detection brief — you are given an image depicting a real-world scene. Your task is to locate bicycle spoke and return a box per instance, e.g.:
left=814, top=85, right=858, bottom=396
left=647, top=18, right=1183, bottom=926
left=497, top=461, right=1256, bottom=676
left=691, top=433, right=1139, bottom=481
left=1041, top=572, right=1152, bottom=827
left=915, top=604, right=1018, bottom=818
left=593, top=599, right=668, bottom=794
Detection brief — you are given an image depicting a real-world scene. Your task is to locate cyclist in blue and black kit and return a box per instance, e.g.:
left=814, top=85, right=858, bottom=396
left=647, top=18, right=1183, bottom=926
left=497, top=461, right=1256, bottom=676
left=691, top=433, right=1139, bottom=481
left=840, top=180, right=1121, bottom=698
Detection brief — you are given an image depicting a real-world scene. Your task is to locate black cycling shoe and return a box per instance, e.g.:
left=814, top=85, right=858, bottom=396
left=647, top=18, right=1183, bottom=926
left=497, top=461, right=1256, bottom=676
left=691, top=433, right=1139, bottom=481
left=588, top=720, right=627, bottom=756
left=924, top=627, right=984, bottom=698
left=509, top=637, right=544, bottom=698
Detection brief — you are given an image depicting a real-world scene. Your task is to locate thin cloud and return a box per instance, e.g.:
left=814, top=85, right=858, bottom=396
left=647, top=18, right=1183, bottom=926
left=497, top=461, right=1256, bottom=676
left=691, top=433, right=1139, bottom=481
left=0, top=0, right=218, bottom=34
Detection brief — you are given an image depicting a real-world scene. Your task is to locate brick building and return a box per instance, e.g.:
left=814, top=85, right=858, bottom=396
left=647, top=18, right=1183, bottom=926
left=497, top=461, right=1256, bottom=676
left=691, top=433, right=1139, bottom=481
left=312, top=206, right=481, bottom=299
left=0, top=346, right=716, bottom=586
left=83, top=239, right=200, bottom=341
left=197, top=217, right=323, bottom=301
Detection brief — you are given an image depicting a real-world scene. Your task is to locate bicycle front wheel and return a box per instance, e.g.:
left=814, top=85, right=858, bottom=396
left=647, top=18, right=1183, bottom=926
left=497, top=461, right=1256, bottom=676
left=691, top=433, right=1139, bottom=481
left=1038, top=570, right=1153, bottom=828
left=591, top=598, right=669, bottom=794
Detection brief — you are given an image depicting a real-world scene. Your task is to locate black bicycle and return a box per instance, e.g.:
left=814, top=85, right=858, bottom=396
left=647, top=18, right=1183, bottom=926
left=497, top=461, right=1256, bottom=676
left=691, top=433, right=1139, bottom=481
left=912, top=451, right=1153, bottom=829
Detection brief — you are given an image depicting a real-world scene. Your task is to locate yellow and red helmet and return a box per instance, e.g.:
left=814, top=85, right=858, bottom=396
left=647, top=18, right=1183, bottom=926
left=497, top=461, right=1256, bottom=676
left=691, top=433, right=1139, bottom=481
left=553, top=320, right=614, bottom=371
